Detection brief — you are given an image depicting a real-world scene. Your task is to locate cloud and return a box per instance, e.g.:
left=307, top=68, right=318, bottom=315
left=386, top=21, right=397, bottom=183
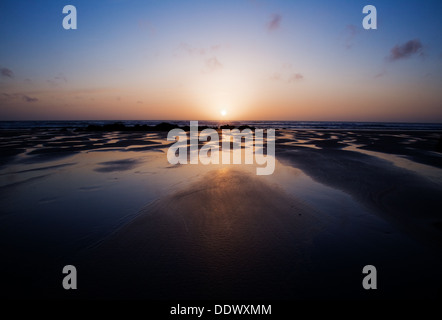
left=70, top=88, right=115, bottom=95
left=267, top=14, right=282, bottom=31
left=1, top=67, right=14, bottom=78
left=176, top=43, right=225, bottom=57
left=22, top=95, right=38, bottom=102
left=374, top=72, right=385, bottom=79
left=269, top=72, right=282, bottom=81
left=175, top=44, right=227, bottom=73
left=1, top=93, right=36, bottom=102
left=374, top=69, right=387, bottom=78
left=204, top=57, right=223, bottom=73
left=2, top=93, right=38, bottom=103
left=270, top=69, right=304, bottom=84
left=2, top=93, right=13, bottom=99
left=48, top=73, right=68, bottom=87
left=211, top=44, right=222, bottom=51
left=138, top=19, right=156, bottom=36
left=343, top=24, right=360, bottom=49
left=288, top=73, right=304, bottom=82
left=388, top=39, right=423, bottom=61
left=177, top=42, right=195, bottom=55
left=55, top=74, right=67, bottom=83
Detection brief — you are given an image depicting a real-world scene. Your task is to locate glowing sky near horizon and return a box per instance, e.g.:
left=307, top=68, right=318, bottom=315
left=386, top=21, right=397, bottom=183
left=0, top=0, right=441, bottom=121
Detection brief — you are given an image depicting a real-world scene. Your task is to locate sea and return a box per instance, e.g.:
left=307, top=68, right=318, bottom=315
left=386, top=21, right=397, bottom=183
left=1, top=120, right=442, bottom=131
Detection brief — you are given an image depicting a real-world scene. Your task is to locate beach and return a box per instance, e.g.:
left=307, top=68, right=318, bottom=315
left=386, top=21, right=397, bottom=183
left=1, top=124, right=442, bottom=299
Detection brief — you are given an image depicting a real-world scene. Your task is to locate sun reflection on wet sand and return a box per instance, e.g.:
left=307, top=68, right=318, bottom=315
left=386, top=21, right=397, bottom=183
left=1, top=128, right=442, bottom=298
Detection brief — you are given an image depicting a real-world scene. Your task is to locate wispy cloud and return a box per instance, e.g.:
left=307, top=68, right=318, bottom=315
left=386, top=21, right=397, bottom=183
left=374, top=69, right=387, bottom=79
left=55, top=74, right=67, bottom=83
left=269, top=72, right=282, bottom=81
left=267, top=14, right=282, bottom=31
left=210, top=44, right=222, bottom=52
left=176, top=43, right=224, bottom=56
left=1, top=67, right=14, bottom=78
left=2, top=93, right=13, bottom=99
left=204, top=57, right=223, bottom=73
left=1, top=93, right=38, bottom=103
left=137, top=19, right=156, bottom=36
left=22, top=95, right=38, bottom=102
left=388, top=39, right=423, bottom=61
left=69, top=88, right=115, bottom=95
left=287, top=73, right=304, bottom=82
left=47, top=73, right=68, bottom=87
left=270, top=64, right=304, bottom=83
left=343, top=24, right=360, bottom=49
left=177, top=42, right=197, bottom=55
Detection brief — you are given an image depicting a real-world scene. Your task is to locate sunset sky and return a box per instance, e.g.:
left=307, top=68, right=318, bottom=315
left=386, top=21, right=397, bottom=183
left=0, top=0, right=441, bottom=121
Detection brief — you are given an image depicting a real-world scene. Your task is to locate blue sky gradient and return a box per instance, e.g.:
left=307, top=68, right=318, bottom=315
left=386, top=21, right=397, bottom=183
left=0, top=0, right=441, bottom=121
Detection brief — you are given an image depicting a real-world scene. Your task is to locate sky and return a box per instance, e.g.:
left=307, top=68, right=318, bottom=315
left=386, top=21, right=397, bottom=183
left=0, top=0, right=441, bottom=122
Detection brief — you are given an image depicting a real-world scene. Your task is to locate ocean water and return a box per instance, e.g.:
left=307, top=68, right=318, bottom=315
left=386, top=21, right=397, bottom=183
left=1, top=120, right=442, bottom=131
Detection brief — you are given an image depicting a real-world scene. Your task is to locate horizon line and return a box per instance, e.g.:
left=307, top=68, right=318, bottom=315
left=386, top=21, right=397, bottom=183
left=1, top=119, right=442, bottom=125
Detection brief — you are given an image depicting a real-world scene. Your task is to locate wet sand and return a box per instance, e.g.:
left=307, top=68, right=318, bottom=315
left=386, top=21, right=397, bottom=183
left=278, top=147, right=442, bottom=248
left=1, top=127, right=442, bottom=299
left=77, top=169, right=322, bottom=299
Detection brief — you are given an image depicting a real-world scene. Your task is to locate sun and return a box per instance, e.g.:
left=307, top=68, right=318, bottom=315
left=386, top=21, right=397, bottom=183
left=220, top=109, right=227, bottom=117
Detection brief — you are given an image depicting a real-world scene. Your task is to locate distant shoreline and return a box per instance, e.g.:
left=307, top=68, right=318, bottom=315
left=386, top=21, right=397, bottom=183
left=1, top=120, right=442, bottom=131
